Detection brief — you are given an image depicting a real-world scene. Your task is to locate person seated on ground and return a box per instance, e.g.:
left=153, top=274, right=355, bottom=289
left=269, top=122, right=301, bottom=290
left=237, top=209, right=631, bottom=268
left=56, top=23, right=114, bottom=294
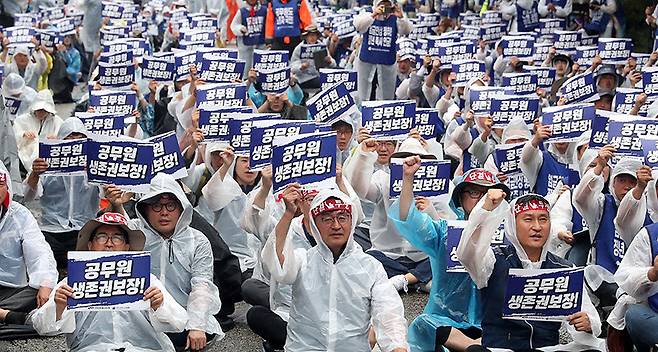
left=388, top=156, right=498, bottom=352
left=51, top=34, right=81, bottom=104
left=611, top=221, right=658, bottom=352
left=347, top=132, right=451, bottom=292
left=31, top=212, right=187, bottom=351
left=256, top=85, right=309, bottom=119
left=262, top=187, right=409, bottom=351
left=0, top=161, right=57, bottom=327
left=24, top=118, right=101, bottom=278
left=13, top=89, right=62, bottom=175
left=1, top=42, right=48, bottom=90
left=331, top=117, right=356, bottom=165
left=246, top=68, right=305, bottom=111
left=128, top=173, right=224, bottom=351
left=450, top=168, right=511, bottom=221
left=457, top=190, right=605, bottom=351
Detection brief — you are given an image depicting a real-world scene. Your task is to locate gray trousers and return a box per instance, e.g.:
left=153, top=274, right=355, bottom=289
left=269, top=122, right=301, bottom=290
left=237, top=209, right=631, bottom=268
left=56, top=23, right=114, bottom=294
left=0, top=286, right=37, bottom=313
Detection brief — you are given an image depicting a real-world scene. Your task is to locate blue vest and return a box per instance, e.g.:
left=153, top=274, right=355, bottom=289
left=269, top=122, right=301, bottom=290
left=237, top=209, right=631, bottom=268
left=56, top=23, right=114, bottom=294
left=566, top=168, right=586, bottom=232
left=516, top=1, right=540, bottom=32
left=456, top=117, right=481, bottom=172
left=594, top=195, right=653, bottom=274
left=272, top=0, right=300, bottom=38
left=547, top=0, right=567, bottom=8
left=586, top=4, right=610, bottom=35
left=240, top=6, right=267, bottom=45
left=481, top=246, right=570, bottom=350
left=359, top=15, right=397, bottom=65
left=647, top=223, right=658, bottom=312
left=439, top=0, right=462, bottom=18
left=534, top=150, right=568, bottom=196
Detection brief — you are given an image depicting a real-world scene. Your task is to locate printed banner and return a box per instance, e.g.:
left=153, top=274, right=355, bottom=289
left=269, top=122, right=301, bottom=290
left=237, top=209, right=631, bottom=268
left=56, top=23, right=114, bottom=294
left=5, top=26, right=36, bottom=44
left=361, top=100, right=416, bottom=140
left=524, top=66, right=556, bottom=90
left=607, top=116, right=658, bottom=157
left=98, top=62, right=135, bottom=88
left=479, top=23, right=507, bottom=43
left=641, top=137, right=658, bottom=170
left=588, top=112, right=613, bottom=149
left=198, top=106, right=253, bottom=142
left=598, top=38, right=633, bottom=65
left=249, top=120, right=318, bottom=170
left=574, top=46, right=598, bottom=68
left=432, top=41, right=476, bottom=64
left=38, top=139, right=88, bottom=176
left=258, top=66, right=291, bottom=94
left=227, top=113, right=279, bottom=155
left=141, top=56, right=175, bottom=82
left=307, top=82, right=357, bottom=124
left=89, top=90, right=137, bottom=115
left=445, top=221, right=508, bottom=272
left=493, top=143, right=532, bottom=199
left=99, top=50, right=134, bottom=66
left=173, top=50, right=197, bottom=79
left=452, top=60, right=486, bottom=87
left=490, top=95, right=539, bottom=127
left=67, top=251, right=150, bottom=311
left=613, top=88, right=648, bottom=116
left=552, top=31, right=581, bottom=53
left=76, top=112, right=126, bottom=137
left=199, top=55, right=245, bottom=83
left=319, top=69, right=357, bottom=93
left=469, top=86, right=510, bottom=114
left=253, top=50, right=289, bottom=71
left=501, top=73, right=538, bottom=95
left=86, top=137, right=153, bottom=191
left=388, top=159, right=451, bottom=198
left=196, top=83, right=247, bottom=109
left=415, top=108, right=445, bottom=140
left=502, top=267, right=584, bottom=321
left=499, top=36, right=535, bottom=60
left=271, top=132, right=337, bottom=194
left=558, top=72, right=599, bottom=104
left=642, top=66, right=658, bottom=97
left=148, top=132, right=185, bottom=179
left=540, top=104, right=595, bottom=143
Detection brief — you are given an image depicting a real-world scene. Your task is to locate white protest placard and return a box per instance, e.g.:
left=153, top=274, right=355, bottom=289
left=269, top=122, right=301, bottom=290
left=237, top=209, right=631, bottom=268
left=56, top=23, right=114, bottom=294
left=540, top=103, right=595, bottom=143
left=598, top=38, right=633, bottom=65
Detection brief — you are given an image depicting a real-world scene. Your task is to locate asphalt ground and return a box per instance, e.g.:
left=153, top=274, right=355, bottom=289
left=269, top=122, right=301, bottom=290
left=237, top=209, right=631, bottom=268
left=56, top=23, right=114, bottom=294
left=0, top=292, right=429, bottom=351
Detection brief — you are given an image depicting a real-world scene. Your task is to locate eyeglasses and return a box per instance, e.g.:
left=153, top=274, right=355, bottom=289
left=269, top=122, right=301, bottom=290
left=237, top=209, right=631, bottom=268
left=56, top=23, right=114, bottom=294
left=318, top=212, right=351, bottom=226
left=463, top=189, right=486, bottom=199
left=150, top=201, right=179, bottom=212
left=92, top=233, right=127, bottom=245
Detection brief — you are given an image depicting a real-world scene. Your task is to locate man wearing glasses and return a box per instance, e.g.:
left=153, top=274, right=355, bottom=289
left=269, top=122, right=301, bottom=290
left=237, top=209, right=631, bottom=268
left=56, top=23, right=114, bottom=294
left=451, top=168, right=511, bottom=221
left=31, top=212, right=188, bottom=351
left=262, top=188, right=409, bottom=351
left=133, top=173, right=223, bottom=351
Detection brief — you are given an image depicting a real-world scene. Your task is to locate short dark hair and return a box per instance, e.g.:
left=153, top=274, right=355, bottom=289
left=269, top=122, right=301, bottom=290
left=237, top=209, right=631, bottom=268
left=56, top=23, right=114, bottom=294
left=331, top=120, right=353, bottom=131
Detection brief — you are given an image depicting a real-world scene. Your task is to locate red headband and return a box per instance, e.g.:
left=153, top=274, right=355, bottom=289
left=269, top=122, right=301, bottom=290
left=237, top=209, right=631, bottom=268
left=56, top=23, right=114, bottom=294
left=513, top=199, right=550, bottom=216
left=311, top=198, right=352, bottom=217
left=96, top=212, right=129, bottom=226
left=1, top=174, right=9, bottom=209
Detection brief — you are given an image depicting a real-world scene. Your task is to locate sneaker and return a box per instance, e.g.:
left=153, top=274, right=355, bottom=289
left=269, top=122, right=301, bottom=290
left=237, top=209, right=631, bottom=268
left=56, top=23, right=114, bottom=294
left=389, top=274, right=409, bottom=292
left=419, top=279, right=432, bottom=293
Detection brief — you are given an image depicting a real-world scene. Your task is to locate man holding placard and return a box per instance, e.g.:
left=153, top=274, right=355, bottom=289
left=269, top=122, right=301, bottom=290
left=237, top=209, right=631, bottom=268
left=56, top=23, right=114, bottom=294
left=457, top=190, right=604, bottom=350
left=31, top=212, right=187, bottom=351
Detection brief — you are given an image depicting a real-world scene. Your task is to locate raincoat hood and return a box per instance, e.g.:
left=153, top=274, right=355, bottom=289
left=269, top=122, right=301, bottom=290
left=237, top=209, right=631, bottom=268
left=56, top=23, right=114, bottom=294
left=136, top=173, right=193, bottom=239
left=57, top=117, right=89, bottom=139
left=502, top=117, right=531, bottom=143
left=578, top=149, right=599, bottom=177
left=500, top=194, right=552, bottom=266
left=2, top=73, right=25, bottom=97
left=203, top=142, right=229, bottom=174
left=463, top=76, right=487, bottom=111
left=307, top=189, right=359, bottom=262
left=547, top=140, right=578, bottom=165
left=611, top=157, right=640, bottom=188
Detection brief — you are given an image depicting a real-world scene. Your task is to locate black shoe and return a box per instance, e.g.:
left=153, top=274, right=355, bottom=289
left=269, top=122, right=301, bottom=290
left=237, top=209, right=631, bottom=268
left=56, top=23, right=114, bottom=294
left=262, top=341, right=283, bottom=352
left=217, top=316, right=235, bottom=332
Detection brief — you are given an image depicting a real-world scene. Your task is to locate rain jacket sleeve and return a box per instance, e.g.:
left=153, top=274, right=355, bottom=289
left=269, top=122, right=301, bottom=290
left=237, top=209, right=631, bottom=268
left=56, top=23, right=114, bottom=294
left=261, top=223, right=307, bottom=285
left=520, top=141, right=543, bottom=190
left=353, top=12, right=375, bottom=33
left=615, top=190, right=649, bottom=245
left=241, top=186, right=278, bottom=243
left=21, top=209, right=58, bottom=289
left=573, top=169, right=605, bottom=238
left=148, top=275, right=189, bottom=333
left=370, top=263, right=410, bottom=351
left=186, top=239, right=222, bottom=332
left=230, top=10, right=246, bottom=38
left=648, top=179, right=658, bottom=223
left=201, top=168, right=243, bottom=212
left=31, top=279, right=76, bottom=336
left=346, top=147, right=383, bottom=204
left=388, top=198, right=445, bottom=257
left=456, top=198, right=505, bottom=289
left=615, top=229, right=657, bottom=301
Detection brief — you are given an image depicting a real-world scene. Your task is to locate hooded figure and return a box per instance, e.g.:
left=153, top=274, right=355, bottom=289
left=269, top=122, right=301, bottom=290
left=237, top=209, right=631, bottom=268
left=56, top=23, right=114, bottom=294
left=354, top=0, right=412, bottom=101
left=3, top=45, right=48, bottom=90
left=262, top=189, right=409, bottom=351
left=134, top=173, right=224, bottom=345
left=457, top=193, right=605, bottom=351
left=32, top=212, right=188, bottom=352
left=1, top=72, right=38, bottom=123
left=13, top=89, right=63, bottom=173
left=0, top=161, right=57, bottom=326
left=24, top=118, right=101, bottom=272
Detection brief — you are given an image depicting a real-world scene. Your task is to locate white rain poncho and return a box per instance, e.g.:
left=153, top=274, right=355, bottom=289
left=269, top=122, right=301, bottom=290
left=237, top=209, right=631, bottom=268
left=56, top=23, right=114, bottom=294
left=77, top=0, right=103, bottom=53
left=23, top=118, right=100, bottom=233
left=1, top=72, right=38, bottom=122
left=4, top=45, right=48, bottom=90
left=184, top=143, right=261, bottom=274
left=456, top=195, right=605, bottom=351
left=32, top=275, right=188, bottom=352
left=13, top=90, right=63, bottom=173
left=135, top=173, right=224, bottom=337
left=262, top=189, right=409, bottom=351
left=0, top=161, right=57, bottom=290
